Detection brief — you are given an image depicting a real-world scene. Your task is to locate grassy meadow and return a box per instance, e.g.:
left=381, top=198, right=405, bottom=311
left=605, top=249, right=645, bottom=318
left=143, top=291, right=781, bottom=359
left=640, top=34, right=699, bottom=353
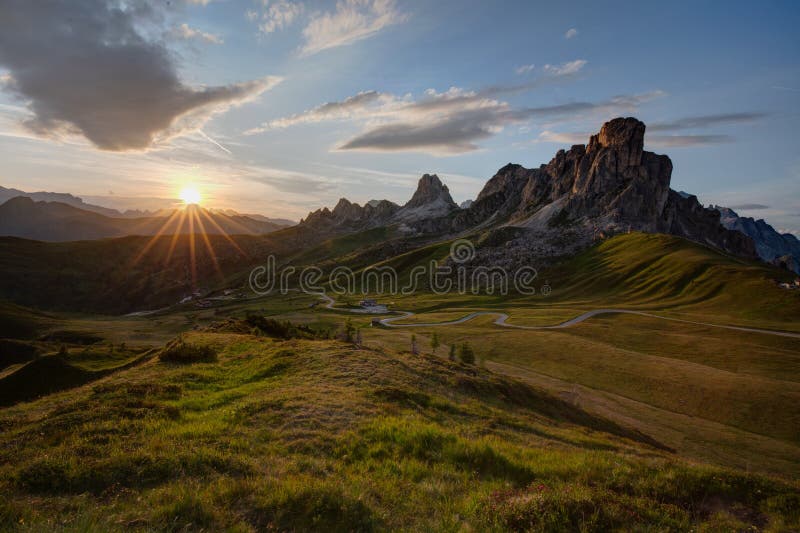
left=1, top=232, right=799, bottom=530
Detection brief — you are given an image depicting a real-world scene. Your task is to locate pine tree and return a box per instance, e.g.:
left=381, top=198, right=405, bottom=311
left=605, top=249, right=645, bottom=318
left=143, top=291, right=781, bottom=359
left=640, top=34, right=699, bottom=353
left=430, top=332, right=440, bottom=354
left=411, top=334, right=419, bottom=355
left=459, top=342, right=475, bottom=365
left=344, top=319, right=355, bottom=343
left=448, top=344, right=456, bottom=362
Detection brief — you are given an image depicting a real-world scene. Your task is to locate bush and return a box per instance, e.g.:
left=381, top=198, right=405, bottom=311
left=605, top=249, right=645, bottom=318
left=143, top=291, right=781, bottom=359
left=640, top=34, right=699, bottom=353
left=245, top=314, right=319, bottom=340
left=159, top=336, right=216, bottom=364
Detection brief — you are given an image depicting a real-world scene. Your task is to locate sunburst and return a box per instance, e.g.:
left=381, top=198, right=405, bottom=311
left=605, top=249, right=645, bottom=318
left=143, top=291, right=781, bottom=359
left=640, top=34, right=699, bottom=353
left=128, top=187, right=252, bottom=292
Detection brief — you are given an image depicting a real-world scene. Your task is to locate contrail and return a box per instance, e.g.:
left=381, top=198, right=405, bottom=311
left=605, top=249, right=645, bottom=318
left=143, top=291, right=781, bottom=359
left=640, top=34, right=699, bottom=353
left=198, top=129, right=232, bottom=154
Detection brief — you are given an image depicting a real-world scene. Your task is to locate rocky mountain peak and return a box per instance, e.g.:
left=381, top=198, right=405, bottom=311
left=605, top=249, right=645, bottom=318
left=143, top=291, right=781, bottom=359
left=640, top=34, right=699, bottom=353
left=332, top=198, right=364, bottom=221
left=588, top=116, right=646, bottom=168
left=404, top=174, right=457, bottom=210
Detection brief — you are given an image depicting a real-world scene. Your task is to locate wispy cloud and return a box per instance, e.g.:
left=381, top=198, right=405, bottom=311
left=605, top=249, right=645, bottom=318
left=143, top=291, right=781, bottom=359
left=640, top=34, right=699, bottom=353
left=249, top=0, right=305, bottom=33
left=730, top=203, right=770, bottom=210
left=300, top=0, right=408, bottom=56
left=534, top=130, right=589, bottom=145
left=649, top=112, right=767, bottom=131
left=564, top=28, right=578, bottom=39
left=0, top=1, right=280, bottom=151
left=542, top=59, right=587, bottom=77
left=171, top=23, right=224, bottom=44
left=246, top=90, right=396, bottom=133
left=336, top=89, right=662, bottom=155
left=515, top=64, right=535, bottom=75
left=646, top=134, right=734, bottom=147
left=247, top=60, right=660, bottom=155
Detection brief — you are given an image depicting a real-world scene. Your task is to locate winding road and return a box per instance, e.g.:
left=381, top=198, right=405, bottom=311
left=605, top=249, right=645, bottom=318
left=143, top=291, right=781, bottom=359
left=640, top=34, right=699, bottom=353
left=316, top=293, right=800, bottom=339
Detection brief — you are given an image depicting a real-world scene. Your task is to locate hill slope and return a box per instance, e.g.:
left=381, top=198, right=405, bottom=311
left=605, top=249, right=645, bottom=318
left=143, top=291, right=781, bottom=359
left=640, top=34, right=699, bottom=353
left=1, top=330, right=798, bottom=531
left=545, top=232, right=800, bottom=329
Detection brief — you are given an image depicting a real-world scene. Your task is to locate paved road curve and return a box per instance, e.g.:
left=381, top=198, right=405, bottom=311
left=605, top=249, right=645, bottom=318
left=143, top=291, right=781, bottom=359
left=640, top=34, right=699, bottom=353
left=316, top=293, right=800, bottom=339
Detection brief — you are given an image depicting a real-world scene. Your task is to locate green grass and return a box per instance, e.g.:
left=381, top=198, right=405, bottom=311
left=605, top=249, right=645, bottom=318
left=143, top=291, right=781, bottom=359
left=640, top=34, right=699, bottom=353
left=545, top=232, right=800, bottom=330
left=1, top=330, right=797, bottom=531
left=2, top=231, right=800, bottom=529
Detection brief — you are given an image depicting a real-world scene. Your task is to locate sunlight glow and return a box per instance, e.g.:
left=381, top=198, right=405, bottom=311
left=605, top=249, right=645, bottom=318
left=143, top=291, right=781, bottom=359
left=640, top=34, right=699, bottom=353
left=179, top=186, right=202, bottom=205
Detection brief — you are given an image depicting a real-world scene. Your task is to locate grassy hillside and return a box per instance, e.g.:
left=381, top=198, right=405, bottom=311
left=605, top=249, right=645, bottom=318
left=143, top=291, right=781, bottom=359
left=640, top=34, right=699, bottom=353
left=545, top=232, right=800, bottom=329
left=1, top=328, right=798, bottom=531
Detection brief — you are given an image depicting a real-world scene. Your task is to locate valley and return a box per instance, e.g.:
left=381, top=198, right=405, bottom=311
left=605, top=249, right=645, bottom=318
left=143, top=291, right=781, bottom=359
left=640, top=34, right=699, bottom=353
left=1, top=120, right=799, bottom=531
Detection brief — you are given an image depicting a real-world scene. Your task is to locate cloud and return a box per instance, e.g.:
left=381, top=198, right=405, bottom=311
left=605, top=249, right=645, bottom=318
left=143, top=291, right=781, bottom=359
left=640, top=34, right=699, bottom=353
left=250, top=0, right=305, bottom=33
left=171, top=23, right=224, bottom=44
left=646, top=134, right=734, bottom=147
left=516, top=91, right=665, bottom=120
left=246, top=90, right=393, bottom=133
left=0, top=0, right=280, bottom=151
left=336, top=90, right=663, bottom=155
left=515, top=64, right=535, bottom=75
left=542, top=59, right=587, bottom=77
left=339, top=106, right=507, bottom=154
left=248, top=59, right=660, bottom=155
left=649, top=112, right=767, bottom=131
left=730, top=203, right=770, bottom=210
left=564, top=28, right=578, bottom=39
left=535, top=130, right=589, bottom=145
left=300, top=0, right=408, bottom=56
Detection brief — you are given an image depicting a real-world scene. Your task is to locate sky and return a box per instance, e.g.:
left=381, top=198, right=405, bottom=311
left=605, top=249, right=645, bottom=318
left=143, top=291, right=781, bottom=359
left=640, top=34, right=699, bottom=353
left=0, top=0, right=798, bottom=231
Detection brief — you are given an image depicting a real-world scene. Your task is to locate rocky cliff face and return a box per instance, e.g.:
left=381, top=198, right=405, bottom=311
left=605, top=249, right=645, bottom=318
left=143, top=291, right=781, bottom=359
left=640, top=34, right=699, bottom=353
left=443, top=117, right=755, bottom=258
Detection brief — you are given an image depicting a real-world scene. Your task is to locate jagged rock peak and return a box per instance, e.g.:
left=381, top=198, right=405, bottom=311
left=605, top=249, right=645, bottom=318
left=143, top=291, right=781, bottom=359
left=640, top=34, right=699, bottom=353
left=405, top=174, right=457, bottom=209
left=332, top=198, right=364, bottom=221
left=588, top=116, right=645, bottom=167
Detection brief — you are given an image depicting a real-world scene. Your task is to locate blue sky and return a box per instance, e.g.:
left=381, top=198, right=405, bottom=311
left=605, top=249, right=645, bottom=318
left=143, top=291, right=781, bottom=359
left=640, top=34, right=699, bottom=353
left=0, top=0, right=798, bottom=231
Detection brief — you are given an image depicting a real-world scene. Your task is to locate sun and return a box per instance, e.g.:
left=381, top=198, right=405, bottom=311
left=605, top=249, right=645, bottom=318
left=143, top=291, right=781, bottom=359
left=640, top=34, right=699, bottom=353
left=179, top=186, right=202, bottom=206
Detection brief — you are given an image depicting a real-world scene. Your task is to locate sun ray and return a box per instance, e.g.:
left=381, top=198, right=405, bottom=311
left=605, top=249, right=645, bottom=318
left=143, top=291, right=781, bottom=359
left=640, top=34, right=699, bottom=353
left=213, top=210, right=258, bottom=236
left=199, top=208, right=249, bottom=259
left=164, top=208, right=188, bottom=267
left=130, top=208, right=183, bottom=267
left=188, top=208, right=197, bottom=289
left=191, top=208, right=224, bottom=281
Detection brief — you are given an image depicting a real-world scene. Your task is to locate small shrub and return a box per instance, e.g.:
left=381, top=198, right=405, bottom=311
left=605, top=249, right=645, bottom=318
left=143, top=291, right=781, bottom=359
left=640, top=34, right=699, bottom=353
left=244, top=314, right=320, bottom=340
left=159, top=336, right=217, bottom=364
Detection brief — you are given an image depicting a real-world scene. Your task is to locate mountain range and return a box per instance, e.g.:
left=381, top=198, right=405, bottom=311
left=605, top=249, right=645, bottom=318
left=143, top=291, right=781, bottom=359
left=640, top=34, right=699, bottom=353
left=717, top=206, right=800, bottom=273
left=298, top=117, right=760, bottom=268
left=2, top=117, right=797, bottom=277
left=0, top=198, right=290, bottom=241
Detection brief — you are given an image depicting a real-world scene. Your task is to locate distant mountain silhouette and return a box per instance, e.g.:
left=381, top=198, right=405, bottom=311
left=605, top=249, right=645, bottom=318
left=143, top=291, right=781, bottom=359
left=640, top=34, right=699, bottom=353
left=717, top=206, right=800, bottom=273
left=0, top=185, right=124, bottom=217
left=0, top=197, right=291, bottom=241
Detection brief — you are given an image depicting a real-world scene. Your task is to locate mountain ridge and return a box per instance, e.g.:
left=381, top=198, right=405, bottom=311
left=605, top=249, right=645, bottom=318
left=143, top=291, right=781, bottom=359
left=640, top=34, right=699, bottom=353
left=299, top=117, right=757, bottom=263
left=717, top=206, right=800, bottom=273
left=0, top=197, right=290, bottom=241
